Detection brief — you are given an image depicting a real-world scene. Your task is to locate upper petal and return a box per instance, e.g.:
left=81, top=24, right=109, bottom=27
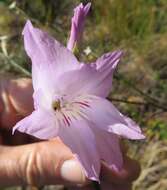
left=92, top=51, right=122, bottom=71
left=23, top=20, right=79, bottom=93
left=13, top=109, right=58, bottom=139
left=58, top=119, right=100, bottom=181
left=57, top=51, right=122, bottom=97
left=90, top=51, right=123, bottom=97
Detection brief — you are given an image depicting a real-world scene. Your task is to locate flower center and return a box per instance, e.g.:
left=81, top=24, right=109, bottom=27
left=51, top=95, right=92, bottom=127
left=52, top=100, right=61, bottom=111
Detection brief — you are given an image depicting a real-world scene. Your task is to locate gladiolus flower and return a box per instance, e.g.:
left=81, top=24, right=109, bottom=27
left=13, top=4, right=145, bottom=182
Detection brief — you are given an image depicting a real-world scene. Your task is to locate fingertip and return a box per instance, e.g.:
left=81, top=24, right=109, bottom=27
left=101, top=162, right=122, bottom=184
left=0, top=77, right=32, bottom=129
left=8, top=78, right=33, bottom=116
left=60, top=159, right=89, bottom=185
left=124, top=156, right=141, bottom=182
left=101, top=156, right=141, bottom=185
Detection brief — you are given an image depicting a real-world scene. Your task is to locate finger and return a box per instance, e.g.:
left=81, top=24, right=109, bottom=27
left=0, top=134, right=3, bottom=144
left=0, top=139, right=89, bottom=187
left=68, top=182, right=132, bottom=190
left=67, top=182, right=132, bottom=190
left=0, top=77, right=22, bottom=129
left=0, top=92, right=22, bottom=129
left=0, top=77, right=33, bottom=130
left=67, top=185, right=93, bottom=190
left=95, top=181, right=132, bottom=190
left=101, top=155, right=141, bottom=184
left=8, top=78, right=33, bottom=116
left=112, top=183, right=132, bottom=190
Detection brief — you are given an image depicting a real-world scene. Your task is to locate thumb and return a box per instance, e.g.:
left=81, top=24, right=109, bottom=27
left=0, top=139, right=88, bottom=187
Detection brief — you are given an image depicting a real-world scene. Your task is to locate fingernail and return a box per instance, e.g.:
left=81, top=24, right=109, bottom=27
left=110, top=165, right=119, bottom=173
left=60, top=159, right=86, bottom=184
left=101, top=160, right=120, bottom=173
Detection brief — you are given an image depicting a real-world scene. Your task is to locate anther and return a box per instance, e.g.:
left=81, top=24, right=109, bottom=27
left=52, top=100, right=61, bottom=111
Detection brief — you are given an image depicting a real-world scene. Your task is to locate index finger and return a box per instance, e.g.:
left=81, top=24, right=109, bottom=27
left=101, top=155, right=141, bottom=184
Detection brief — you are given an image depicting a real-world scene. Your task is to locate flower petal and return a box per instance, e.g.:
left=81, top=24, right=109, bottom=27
left=57, top=51, right=122, bottom=97
left=91, top=127, right=123, bottom=169
left=33, top=88, right=54, bottom=110
left=84, top=96, right=145, bottom=140
left=67, top=3, right=91, bottom=51
left=23, top=20, right=79, bottom=93
left=92, top=51, right=122, bottom=71
left=122, top=115, right=143, bottom=133
left=90, top=51, right=123, bottom=97
left=58, top=119, right=100, bottom=181
left=13, top=109, right=58, bottom=139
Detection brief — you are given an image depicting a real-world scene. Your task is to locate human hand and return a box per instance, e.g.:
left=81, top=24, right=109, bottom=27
left=0, top=76, right=140, bottom=189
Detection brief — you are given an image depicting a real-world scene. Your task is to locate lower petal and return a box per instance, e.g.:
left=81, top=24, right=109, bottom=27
left=58, top=119, right=100, bottom=181
left=91, top=126, right=123, bottom=169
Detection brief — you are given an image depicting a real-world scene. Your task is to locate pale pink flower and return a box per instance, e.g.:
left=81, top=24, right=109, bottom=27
left=13, top=4, right=145, bottom=181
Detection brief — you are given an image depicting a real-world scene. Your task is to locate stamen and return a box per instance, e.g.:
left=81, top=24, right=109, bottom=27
left=52, top=95, right=91, bottom=127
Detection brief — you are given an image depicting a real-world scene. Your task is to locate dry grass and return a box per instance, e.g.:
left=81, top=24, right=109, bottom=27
left=133, top=140, right=167, bottom=190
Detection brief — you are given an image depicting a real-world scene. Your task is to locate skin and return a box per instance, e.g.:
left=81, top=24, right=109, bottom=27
left=0, top=75, right=141, bottom=189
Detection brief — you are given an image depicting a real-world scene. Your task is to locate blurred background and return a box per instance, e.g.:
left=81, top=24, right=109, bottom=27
left=0, top=0, right=167, bottom=189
